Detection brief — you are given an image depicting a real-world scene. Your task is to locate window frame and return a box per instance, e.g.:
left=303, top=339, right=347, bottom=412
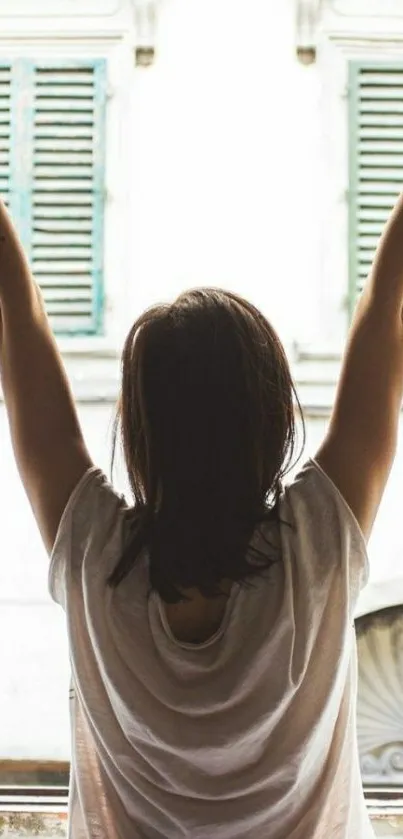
left=0, top=32, right=133, bottom=402
left=291, top=20, right=403, bottom=409
left=3, top=56, right=107, bottom=338
left=347, top=58, right=403, bottom=320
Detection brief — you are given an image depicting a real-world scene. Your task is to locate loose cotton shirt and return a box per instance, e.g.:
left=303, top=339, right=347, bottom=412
left=49, top=459, right=374, bottom=839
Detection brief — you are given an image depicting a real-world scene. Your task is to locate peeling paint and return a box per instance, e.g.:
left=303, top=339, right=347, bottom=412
left=0, top=812, right=67, bottom=837
left=0, top=813, right=400, bottom=837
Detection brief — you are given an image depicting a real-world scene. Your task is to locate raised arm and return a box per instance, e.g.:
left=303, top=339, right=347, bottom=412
left=316, top=192, right=403, bottom=540
left=0, top=201, right=92, bottom=554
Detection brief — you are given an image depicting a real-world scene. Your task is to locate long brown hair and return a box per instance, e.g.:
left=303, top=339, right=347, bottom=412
left=108, top=288, right=304, bottom=601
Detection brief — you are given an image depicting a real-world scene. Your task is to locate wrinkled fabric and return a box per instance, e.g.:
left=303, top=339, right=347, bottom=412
left=49, top=459, right=374, bottom=839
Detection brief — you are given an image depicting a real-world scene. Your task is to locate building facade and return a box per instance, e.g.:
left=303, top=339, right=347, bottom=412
left=1, top=0, right=403, bottom=834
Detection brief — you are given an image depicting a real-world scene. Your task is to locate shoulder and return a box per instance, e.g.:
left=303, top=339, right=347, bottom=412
left=282, top=459, right=366, bottom=539
left=279, top=459, right=369, bottom=602
left=49, top=467, right=130, bottom=606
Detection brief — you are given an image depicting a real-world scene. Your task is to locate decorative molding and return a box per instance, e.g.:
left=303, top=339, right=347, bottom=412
left=356, top=579, right=403, bottom=622
left=361, top=746, right=403, bottom=785
left=129, top=0, right=159, bottom=66
left=0, top=0, right=122, bottom=16
left=321, top=0, right=403, bottom=40
left=296, top=0, right=324, bottom=63
left=329, top=0, right=403, bottom=17
left=356, top=607, right=403, bottom=785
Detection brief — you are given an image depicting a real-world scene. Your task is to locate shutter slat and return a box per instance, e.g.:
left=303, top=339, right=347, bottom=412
left=349, top=63, right=403, bottom=313
left=359, top=113, right=403, bottom=127
left=46, top=302, right=93, bottom=314
left=34, top=220, right=92, bottom=232
left=35, top=70, right=95, bottom=85
left=35, top=99, right=95, bottom=113
left=358, top=182, right=400, bottom=194
left=34, top=260, right=92, bottom=273
left=47, top=315, right=94, bottom=332
left=360, top=87, right=403, bottom=100
left=358, top=208, right=390, bottom=221
left=360, top=127, right=403, bottom=139
left=359, top=152, right=403, bottom=164
left=0, top=64, right=11, bottom=232
left=359, top=141, right=403, bottom=152
left=358, top=236, right=382, bottom=250
left=35, top=112, right=94, bottom=125
left=358, top=221, right=385, bottom=234
left=359, top=167, right=403, bottom=179
left=35, top=165, right=93, bottom=178
left=360, top=101, right=403, bottom=114
left=33, top=204, right=93, bottom=219
left=35, top=151, right=93, bottom=164
left=34, top=246, right=92, bottom=260
left=36, top=84, right=96, bottom=99
left=42, top=288, right=92, bottom=302
left=36, top=273, right=92, bottom=288
left=34, top=124, right=94, bottom=138
left=35, top=138, right=93, bottom=153
left=34, top=179, right=95, bottom=192
left=33, top=231, right=92, bottom=245
left=34, top=192, right=93, bottom=206
left=359, top=71, right=403, bottom=85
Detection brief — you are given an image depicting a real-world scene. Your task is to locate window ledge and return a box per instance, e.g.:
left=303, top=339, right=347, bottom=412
left=0, top=343, right=121, bottom=405
left=291, top=343, right=342, bottom=415
left=62, top=351, right=120, bottom=404
left=293, top=342, right=343, bottom=364
left=1, top=341, right=341, bottom=409
left=56, top=336, right=121, bottom=358
left=56, top=337, right=121, bottom=403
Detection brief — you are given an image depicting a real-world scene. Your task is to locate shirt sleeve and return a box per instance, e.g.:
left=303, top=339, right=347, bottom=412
left=281, top=458, right=369, bottom=616
left=48, top=467, right=129, bottom=609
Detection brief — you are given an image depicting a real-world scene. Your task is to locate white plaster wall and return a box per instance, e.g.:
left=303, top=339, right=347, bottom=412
left=123, top=0, right=324, bottom=352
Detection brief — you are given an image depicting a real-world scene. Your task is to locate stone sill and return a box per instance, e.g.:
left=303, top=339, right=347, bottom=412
left=0, top=352, right=121, bottom=405
left=0, top=772, right=401, bottom=838
left=0, top=811, right=399, bottom=838
left=0, top=345, right=340, bottom=409
left=0, top=811, right=67, bottom=837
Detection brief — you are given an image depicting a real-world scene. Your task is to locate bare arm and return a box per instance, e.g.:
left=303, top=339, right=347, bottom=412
left=0, top=202, right=93, bottom=554
left=316, top=192, right=403, bottom=540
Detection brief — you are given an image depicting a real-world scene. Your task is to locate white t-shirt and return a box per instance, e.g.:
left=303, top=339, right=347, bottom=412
left=49, top=459, right=374, bottom=839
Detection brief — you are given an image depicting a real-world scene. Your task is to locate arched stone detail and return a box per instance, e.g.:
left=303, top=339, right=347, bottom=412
left=356, top=606, right=403, bottom=785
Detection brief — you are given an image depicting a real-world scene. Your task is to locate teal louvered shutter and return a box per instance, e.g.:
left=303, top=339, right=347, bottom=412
left=348, top=63, right=403, bottom=315
left=1, top=59, right=106, bottom=335
left=0, top=65, right=11, bottom=211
